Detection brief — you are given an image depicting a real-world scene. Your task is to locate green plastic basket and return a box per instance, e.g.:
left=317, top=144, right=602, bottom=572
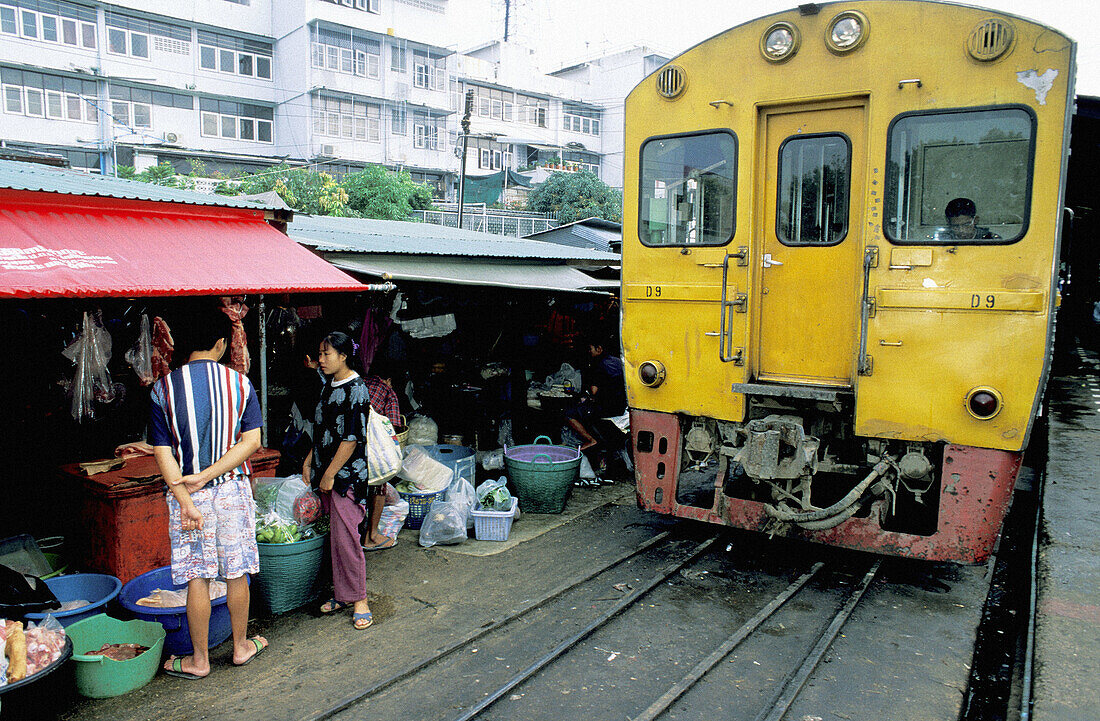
left=67, top=615, right=165, bottom=698
left=504, top=437, right=581, bottom=514
left=255, top=534, right=327, bottom=615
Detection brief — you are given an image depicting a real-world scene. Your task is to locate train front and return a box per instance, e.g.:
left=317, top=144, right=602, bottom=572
left=621, top=1, right=1075, bottom=562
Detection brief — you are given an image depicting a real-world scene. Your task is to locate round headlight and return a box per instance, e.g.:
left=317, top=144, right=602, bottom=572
left=638, top=361, right=666, bottom=388
left=965, top=387, right=1003, bottom=420
left=825, top=11, right=869, bottom=53
left=761, top=22, right=800, bottom=63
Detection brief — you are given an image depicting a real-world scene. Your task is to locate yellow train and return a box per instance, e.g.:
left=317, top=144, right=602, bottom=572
left=622, top=0, right=1075, bottom=562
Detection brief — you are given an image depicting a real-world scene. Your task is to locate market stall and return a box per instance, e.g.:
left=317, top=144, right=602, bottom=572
left=0, top=159, right=367, bottom=583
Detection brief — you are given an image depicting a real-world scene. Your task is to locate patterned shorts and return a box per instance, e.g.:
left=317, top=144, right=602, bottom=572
left=167, top=475, right=259, bottom=586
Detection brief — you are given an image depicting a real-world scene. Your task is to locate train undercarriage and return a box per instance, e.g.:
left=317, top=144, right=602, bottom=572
left=631, top=399, right=1022, bottom=563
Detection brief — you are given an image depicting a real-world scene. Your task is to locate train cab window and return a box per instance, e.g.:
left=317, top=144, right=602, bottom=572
left=776, top=134, right=851, bottom=245
left=884, top=107, right=1034, bottom=244
left=639, top=131, right=736, bottom=246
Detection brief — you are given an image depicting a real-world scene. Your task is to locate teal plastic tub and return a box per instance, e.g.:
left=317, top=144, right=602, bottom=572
left=504, top=436, right=581, bottom=513
left=67, top=615, right=164, bottom=698
left=255, top=534, right=326, bottom=614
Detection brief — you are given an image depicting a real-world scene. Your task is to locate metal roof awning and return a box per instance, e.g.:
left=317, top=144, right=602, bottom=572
left=0, top=190, right=365, bottom=298
left=327, top=253, right=619, bottom=294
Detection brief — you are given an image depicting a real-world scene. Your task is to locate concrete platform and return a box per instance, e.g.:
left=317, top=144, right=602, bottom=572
left=1034, top=346, right=1100, bottom=720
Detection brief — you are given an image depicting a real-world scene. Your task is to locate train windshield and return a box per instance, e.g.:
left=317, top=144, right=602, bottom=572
left=884, top=107, right=1034, bottom=244
left=776, top=133, right=851, bottom=246
left=639, top=131, right=736, bottom=246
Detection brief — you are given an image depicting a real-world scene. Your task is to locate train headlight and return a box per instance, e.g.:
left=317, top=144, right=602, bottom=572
left=638, top=361, right=666, bottom=388
left=965, top=387, right=1003, bottom=420
left=825, top=11, right=869, bottom=53
left=761, top=22, right=800, bottom=62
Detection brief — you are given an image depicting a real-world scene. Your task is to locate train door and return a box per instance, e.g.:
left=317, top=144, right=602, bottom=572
left=755, top=102, right=867, bottom=387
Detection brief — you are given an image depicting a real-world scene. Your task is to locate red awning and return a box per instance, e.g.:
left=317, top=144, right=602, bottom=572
left=0, top=191, right=364, bottom=298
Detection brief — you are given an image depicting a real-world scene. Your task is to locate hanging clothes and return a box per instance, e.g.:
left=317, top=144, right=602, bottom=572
left=358, top=307, right=393, bottom=374
left=151, top=316, right=174, bottom=381
left=219, top=297, right=250, bottom=374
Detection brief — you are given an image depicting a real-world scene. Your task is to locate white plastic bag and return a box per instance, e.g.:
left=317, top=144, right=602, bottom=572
left=366, top=406, right=403, bottom=485
left=396, top=446, right=453, bottom=492
left=418, top=498, right=467, bottom=547
left=378, top=499, right=409, bottom=539
left=407, top=415, right=439, bottom=445
left=448, top=475, right=477, bottom=529
left=475, top=477, right=513, bottom=512
left=253, top=476, right=321, bottom=525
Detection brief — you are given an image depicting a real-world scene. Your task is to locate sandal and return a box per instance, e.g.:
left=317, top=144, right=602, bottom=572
left=320, top=599, right=349, bottom=614
left=353, top=611, right=373, bottom=630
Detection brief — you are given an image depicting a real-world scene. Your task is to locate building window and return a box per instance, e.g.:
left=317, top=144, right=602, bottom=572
left=314, top=95, right=381, bottom=142
left=199, top=98, right=273, bottom=143
left=2, top=67, right=97, bottom=123
left=391, top=107, right=406, bottom=135
left=105, top=12, right=188, bottom=60
left=322, top=0, right=380, bottom=11
left=1, top=2, right=96, bottom=49
left=198, top=31, right=273, bottom=80
left=391, top=45, right=406, bottom=73
left=563, top=106, right=601, bottom=136
left=412, top=49, right=446, bottom=91
left=516, top=94, right=548, bottom=128
left=311, top=26, right=381, bottom=79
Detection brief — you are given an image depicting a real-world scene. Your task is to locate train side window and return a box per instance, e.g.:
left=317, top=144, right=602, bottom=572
left=884, top=106, right=1035, bottom=244
left=776, top=133, right=851, bottom=245
left=639, top=130, right=737, bottom=247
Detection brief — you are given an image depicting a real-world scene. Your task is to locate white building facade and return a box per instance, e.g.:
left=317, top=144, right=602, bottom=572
left=0, top=0, right=659, bottom=197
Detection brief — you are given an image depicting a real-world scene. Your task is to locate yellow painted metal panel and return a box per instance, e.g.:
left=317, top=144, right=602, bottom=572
left=623, top=284, right=721, bottom=302
left=878, top=289, right=1046, bottom=312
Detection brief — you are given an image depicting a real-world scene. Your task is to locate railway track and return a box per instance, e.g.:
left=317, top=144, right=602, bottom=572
left=303, top=530, right=883, bottom=721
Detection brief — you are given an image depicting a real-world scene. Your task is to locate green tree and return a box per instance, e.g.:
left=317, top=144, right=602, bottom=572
left=116, top=161, right=193, bottom=188
left=234, top=166, right=351, bottom=216
left=526, top=171, right=622, bottom=224
left=341, top=165, right=433, bottom=220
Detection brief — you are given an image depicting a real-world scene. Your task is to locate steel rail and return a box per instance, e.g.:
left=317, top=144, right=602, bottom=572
left=302, top=527, right=675, bottom=721
left=1020, top=465, right=1045, bottom=721
left=755, top=560, right=881, bottom=721
left=445, top=536, right=719, bottom=721
left=631, top=561, right=825, bottom=721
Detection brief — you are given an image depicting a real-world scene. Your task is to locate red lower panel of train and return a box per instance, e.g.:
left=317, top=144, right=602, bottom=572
left=631, top=409, right=1020, bottom=564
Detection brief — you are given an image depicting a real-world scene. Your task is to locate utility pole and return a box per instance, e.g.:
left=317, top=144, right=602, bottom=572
left=457, top=89, right=474, bottom=230
left=504, top=0, right=511, bottom=42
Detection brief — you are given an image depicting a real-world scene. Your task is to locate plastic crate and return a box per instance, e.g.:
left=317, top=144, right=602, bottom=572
left=471, top=497, right=518, bottom=541
left=399, top=489, right=447, bottom=530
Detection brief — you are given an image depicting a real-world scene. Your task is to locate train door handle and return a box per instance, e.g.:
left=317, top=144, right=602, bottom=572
left=763, top=253, right=783, bottom=268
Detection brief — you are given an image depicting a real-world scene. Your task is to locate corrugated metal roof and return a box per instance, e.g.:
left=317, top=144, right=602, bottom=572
left=524, top=217, right=622, bottom=254
left=327, top=254, right=618, bottom=294
left=290, top=215, right=620, bottom=263
left=0, top=159, right=285, bottom=211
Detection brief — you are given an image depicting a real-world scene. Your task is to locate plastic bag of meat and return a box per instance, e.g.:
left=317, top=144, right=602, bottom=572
left=24, top=616, right=66, bottom=677
left=124, top=313, right=155, bottom=386
left=62, top=310, right=115, bottom=422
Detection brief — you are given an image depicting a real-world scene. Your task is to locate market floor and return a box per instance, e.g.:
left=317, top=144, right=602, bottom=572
left=52, top=482, right=647, bottom=721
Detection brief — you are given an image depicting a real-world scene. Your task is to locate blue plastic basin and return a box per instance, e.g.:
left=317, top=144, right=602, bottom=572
left=117, top=566, right=243, bottom=656
left=24, top=573, right=122, bottom=627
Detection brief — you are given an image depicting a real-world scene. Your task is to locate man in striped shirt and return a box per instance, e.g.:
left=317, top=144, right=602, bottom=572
left=149, top=308, right=268, bottom=679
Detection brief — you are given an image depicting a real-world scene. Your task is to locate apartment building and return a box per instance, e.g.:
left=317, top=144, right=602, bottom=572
left=0, top=0, right=654, bottom=198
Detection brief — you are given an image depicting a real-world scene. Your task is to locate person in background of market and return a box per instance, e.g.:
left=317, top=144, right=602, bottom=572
left=149, top=306, right=269, bottom=679
left=276, top=329, right=325, bottom=476
left=565, top=337, right=627, bottom=460
left=362, top=358, right=403, bottom=552
left=303, top=331, right=376, bottom=629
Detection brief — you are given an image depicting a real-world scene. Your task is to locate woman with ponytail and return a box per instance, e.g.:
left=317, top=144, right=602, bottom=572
left=302, top=331, right=376, bottom=629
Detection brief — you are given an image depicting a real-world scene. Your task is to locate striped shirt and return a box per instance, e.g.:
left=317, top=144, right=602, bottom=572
left=149, top=359, right=262, bottom=486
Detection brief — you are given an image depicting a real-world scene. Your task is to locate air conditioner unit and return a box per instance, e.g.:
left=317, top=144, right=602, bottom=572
left=162, top=131, right=182, bottom=144
left=319, top=144, right=337, bottom=157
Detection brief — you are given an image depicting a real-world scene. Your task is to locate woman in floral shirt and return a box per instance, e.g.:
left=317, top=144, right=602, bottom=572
left=303, top=331, right=376, bottom=630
